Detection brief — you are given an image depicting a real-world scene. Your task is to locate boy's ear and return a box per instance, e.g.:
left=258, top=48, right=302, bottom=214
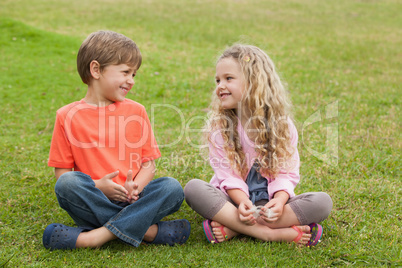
left=89, top=60, right=101, bottom=79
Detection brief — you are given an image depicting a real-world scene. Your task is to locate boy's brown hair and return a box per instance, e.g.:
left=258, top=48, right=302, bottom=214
left=77, top=30, right=142, bottom=85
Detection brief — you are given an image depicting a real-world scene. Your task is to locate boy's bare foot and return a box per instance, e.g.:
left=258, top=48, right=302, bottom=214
left=142, top=224, right=158, bottom=242
left=76, top=227, right=116, bottom=248
left=210, top=221, right=239, bottom=243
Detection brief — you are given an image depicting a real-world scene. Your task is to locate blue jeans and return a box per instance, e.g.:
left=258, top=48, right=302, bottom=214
left=55, top=171, right=184, bottom=247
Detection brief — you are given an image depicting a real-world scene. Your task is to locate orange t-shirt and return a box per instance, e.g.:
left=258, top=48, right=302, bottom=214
left=48, top=99, right=161, bottom=186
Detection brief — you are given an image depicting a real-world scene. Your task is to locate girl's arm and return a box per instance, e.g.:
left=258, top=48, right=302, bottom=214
left=272, top=190, right=289, bottom=205
left=267, top=119, right=300, bottom=199
left=208, top=133, right=249, bottom=197
left=227, top=189, right=256, bottom=225
left=260, top=191, right=290, bottom=223
left=227, top=189, right=249, bottom=206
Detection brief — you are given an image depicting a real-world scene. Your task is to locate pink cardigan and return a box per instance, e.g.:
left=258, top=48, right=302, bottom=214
left=209, top=117, right=300, bottom=200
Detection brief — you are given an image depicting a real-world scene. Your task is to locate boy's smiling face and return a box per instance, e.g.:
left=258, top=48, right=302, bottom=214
left=86, top=62, right=137, bottom=106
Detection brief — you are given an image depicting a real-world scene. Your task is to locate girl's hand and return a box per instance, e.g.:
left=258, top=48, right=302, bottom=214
left=238, top=199, right=256, bottom=225
left=94, top=171, right=129, bottom=202
left=261, top=198, right=284, bottom=222
left=124, top=170, right=140, bottom=203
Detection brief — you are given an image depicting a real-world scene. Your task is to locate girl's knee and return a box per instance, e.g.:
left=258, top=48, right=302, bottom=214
left=184, top=179, right=205, bottom=204
left=311, top=192, right=333, bottom=221
left=317, top=192, right=333, bottom=217
left=292, top=192, right=333, bottom=224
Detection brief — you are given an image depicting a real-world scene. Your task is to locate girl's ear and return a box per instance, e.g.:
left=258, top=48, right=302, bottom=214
left=89, top=60, right=101, bottom=79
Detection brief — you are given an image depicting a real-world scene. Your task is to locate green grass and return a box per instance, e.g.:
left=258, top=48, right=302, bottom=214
left=0, top=0, right=400, bottom=266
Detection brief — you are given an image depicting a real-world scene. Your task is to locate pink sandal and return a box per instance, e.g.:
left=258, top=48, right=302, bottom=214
left=202, top=219, right=228, bottom=244
left=307, top=223, right=323, bottom=246
left=291, top=223, right=323, bottom=247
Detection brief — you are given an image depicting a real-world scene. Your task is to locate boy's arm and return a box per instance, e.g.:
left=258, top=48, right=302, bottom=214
left=55, top=168, right=130, bottom=202
left=55, top=168, right=73, bottom=179
left=134, top=160, right=156, bottom=192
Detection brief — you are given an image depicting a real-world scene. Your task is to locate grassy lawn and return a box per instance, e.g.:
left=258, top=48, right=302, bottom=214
left=0, top=0, right=400, bottom=266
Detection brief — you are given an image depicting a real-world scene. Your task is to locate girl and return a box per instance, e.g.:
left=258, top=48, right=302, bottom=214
left=184, top=44, right=332, bottom=246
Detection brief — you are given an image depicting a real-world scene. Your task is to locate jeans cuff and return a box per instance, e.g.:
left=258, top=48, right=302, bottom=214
left=104, top=223, right=141, bottom=247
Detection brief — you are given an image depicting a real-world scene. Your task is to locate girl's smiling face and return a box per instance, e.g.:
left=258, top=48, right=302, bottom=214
left=215, top=57, right=246, bottom=111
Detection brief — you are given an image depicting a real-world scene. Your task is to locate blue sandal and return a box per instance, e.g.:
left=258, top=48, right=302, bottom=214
left=151, top=219, right=191, bottom=246
left=42, top=223, right=93, bottom=250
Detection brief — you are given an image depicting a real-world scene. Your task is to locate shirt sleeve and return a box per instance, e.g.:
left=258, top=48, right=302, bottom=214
left=266, top=119, right=300, bottom=199
left=48, top=111, right=75, bottom=169
left=139, top=106, right=161, bottom=163
left=209, top=131, right=249, bottom=197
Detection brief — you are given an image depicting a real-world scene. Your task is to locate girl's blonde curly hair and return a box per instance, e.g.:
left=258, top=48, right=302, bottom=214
left=206, top=44, right=294, bottom=178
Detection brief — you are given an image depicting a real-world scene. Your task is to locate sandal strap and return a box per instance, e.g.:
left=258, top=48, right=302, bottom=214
left=291, top=225, right=304, bottom=243
left=202, top=220, right=229, bottom=243
left=217, top=225, right=228, bottom=240
left=203, top=220, right=217, bottom=243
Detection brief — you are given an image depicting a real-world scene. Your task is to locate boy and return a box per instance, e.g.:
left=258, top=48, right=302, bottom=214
left=43, top=30, right=190, bottom=250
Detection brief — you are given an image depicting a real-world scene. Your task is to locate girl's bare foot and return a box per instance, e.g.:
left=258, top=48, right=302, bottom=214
left=290, top=225, right=312, bottom=245
left=210, top=221, right=239, bottom=243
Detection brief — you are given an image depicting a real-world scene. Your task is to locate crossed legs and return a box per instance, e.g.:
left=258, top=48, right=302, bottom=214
left=184, top=179, right=332, bottom=244
left=209, top=200, right=311, bottom=244
left=53, top=172, right=185, bottom=248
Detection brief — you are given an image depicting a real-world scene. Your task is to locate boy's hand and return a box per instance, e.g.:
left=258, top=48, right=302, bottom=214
left=94, top=171, right=129, bottom=202
left=238, top=199, right=256, bottom=225
left=261, top=198, right=283, bottom=222
left=124, top=170, right=140, bottom=203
